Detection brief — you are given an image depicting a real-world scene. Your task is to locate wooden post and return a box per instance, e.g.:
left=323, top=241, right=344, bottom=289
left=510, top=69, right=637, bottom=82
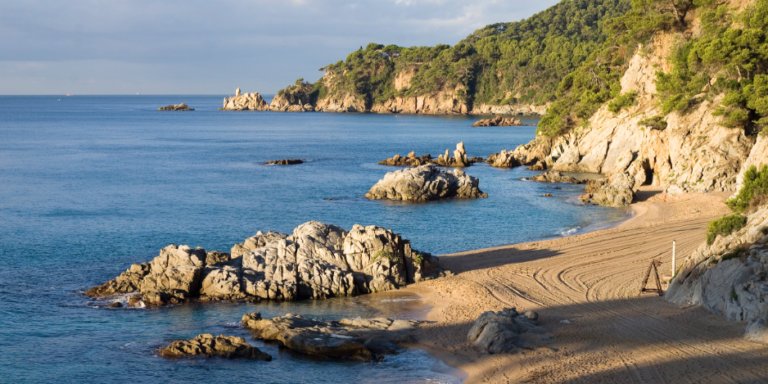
left=672, top=240, right=676, bottom=277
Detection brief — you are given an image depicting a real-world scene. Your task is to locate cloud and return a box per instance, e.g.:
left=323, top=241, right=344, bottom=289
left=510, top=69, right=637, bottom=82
left=0, top=0, right=558, bottom=94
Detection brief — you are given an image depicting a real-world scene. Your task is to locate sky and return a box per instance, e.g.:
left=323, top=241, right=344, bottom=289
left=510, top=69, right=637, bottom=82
left=0, top=0, right=558, bottom=95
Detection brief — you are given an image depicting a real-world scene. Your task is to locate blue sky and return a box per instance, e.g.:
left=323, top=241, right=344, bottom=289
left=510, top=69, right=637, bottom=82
left=0, top=0, right=558, bottom=95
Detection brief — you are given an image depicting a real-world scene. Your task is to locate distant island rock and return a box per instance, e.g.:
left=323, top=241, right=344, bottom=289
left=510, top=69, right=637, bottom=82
left=85, top=221, right=442, bottom=307
left=158, top=103, right=194, bottom=111
left=222, top=88, right=269, bottom=111
left=365, top=165, right=488, bottom=202
left=472, top=116, right=523, bottom=127
left=159, top=334, right=271, bottom=361
left=265, top=159, right=304, bottom=165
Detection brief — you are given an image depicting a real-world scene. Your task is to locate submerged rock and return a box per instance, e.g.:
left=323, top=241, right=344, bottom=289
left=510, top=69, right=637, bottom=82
left=242, top=312, right=421, bottom=361
left=265, top=159, right=304, bottom=165
left=467, top=308, right=546, bottom=354
left=86, top=222, right=442, bottom=307
left=472, top=116, right=523, bottom=127
left=365, top=165, right=487, bottom=202
left=531, top=171, right=587, bottom=184
left=158, top=103, right=194, bottom=111
left=159, top=334, right=271, bottom=360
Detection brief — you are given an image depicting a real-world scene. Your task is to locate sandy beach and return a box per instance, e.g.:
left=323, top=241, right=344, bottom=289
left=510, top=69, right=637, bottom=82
left=406, top=189, right=768, bottom=383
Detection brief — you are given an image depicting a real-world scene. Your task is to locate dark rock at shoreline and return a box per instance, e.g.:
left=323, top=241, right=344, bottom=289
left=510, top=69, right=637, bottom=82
left=467, top=308, right=546, bottom=354
left=472, top=116, right=523, bottom=127
left=159, top=334, right=272, bottom=360
left=86, top=221, right=443, bottom=307
left=365, top=165, right=488, bottom=202
left=242, top=312, right=422, bottom=361
left=158, top=103, right=194, bottom=111
left=265, top=159, right=304, bottom=165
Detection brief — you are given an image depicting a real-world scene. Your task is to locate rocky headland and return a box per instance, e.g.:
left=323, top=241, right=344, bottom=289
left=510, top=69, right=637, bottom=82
left=365, top=165, right=487, bottom=202
left=86, top=221, right=442, bottom=307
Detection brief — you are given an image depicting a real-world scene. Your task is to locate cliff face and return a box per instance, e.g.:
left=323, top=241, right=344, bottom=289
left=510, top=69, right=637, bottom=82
left=512, top=32, right=760, bottom=194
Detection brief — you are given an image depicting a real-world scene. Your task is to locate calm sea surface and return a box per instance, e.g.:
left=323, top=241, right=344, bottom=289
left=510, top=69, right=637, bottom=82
left=0, top=95, right=628, bottom=383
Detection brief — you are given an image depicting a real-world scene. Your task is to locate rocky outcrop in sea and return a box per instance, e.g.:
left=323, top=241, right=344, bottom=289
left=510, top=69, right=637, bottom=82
left=365, top=165, right=488, bottom=202
left=159, top=334, right=272, bottom=360
left=378, top=142, right=482, bottom=168
left=158, top=103, right=194, bottom=111
left=242, top=312, right=422, bottom=361
left=86, top=221, right=442, bottom=307
left=222, top=88, right=270, bottom=111
left=472, top=116, right=523, bottom=127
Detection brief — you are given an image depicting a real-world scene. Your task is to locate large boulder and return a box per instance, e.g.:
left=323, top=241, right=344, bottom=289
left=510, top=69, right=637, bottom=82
left=159, top=334, right=271, bottom=360
left=467, top=308, right=545, bottom=354
left=86, top=222, right=442, bottom=306
left=365, top=165, right=487, bottom=202
left=579, top=172, right=635, bottom=207
left=242, top=312, right=420, bottom=361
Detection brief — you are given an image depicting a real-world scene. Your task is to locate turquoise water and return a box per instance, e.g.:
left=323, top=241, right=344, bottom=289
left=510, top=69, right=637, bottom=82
left=0, top=95, right=628, bottom=383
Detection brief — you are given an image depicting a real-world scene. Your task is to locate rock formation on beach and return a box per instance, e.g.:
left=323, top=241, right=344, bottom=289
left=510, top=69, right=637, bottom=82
left=265, top=159, right=304, bottom=165
left=365, top=165, right=487, bottom=202
left=472, top=116, right=523, bottom=127
left=86, top=221, right=442, bottom=307
left=159, top=334, right=272, bottom=360
left=158, top=103, right=194, bottom=111
left=222, top=89, right=270, bottom=111
left=378, top=142, right=483, bottom=168
left=467, top=308, right=547, bottom=354
left=242, top=312, right=422, bottom=361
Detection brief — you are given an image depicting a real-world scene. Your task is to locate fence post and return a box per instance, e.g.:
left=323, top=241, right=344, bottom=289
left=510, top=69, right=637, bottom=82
left=672, top=240, right=677, bottom=277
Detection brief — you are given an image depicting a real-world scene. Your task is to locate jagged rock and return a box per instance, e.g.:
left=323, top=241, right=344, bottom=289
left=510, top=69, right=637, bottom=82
left=242, top=312, right=421, bottom=361
left=158, top=103, right=194, bottom=111
left=486, top=150, right=521, bottom=168
left=265, top=159, right=304, bottom=165
left=365, top=165, right=487, bottom=202
left=579, top=173, right=635, bottom=207
left=269, top=80, right=316, bottom=112
left=379, top=152, right=434, bottom=167
left=159, top=334, right=271, bottom=360
left=379, top=143, right=482, bottom=168
left=222, top=90, right=269, bottom=111
left=467, top=308, right=545, bottom=354
left=668, top=206, right=768, bottom=343
left=472, top=116, right=523, bottom=127
left=87, top=222, right=442, bottom=306
left=531, top=171, right=587, bottom=184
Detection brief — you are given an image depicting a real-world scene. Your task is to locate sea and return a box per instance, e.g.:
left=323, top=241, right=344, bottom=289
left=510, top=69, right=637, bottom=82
left=0, top=95, right=629, bottom=383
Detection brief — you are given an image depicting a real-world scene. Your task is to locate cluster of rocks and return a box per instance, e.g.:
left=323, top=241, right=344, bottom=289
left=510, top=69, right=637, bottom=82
left=486, top=150, right=521, bottom=168
left=579, top=172, right=635, bottom=207
left=378, top=142, right=483, bottom=168
left=467, top=308, right=546, bottom=354
left=531, top=171, right=587, bottom=184
left=158, top=103, right=194, bottom=111
left=365, top=165, right=488, bottom=202
left=265, top=159, right=304, bottom=166
left=159, top=334, right=271, bottom=360
left=472, top=116, right=523, bottom=127
left=242, top=312, right=422, bottom=361
left=86, top=221, right=442, bottom=307
left=668, top=206, right=768, bottom=343
left=222, top=88, right=270, bottom=111
left=269, top=80, right=316, bottom=112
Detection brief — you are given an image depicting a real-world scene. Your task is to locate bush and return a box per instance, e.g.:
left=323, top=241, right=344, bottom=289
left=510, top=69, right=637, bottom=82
left=727, top=165, right=768, bottom=213
left=639, top=115, right=668, bottom=130
left=608, top=91, right=638, bottom=113
left=707, top=214, right=747, bottom=244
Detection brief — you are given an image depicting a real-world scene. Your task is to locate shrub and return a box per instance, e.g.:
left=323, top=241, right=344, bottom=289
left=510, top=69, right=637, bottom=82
left=608, top=91, right=638, bottom=113
left=639, top=115, right=668, bottom=130
left=727, top=165, right=768, bottom=213
left=706, top=214, right=747, bottom=244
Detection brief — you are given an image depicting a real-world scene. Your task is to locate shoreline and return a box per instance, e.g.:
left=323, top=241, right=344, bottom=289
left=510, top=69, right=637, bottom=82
left=400, top=189, right=768, bottom=383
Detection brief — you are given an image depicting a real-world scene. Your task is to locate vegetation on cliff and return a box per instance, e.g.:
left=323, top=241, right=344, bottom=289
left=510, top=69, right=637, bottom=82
left=707, top=165, right=768, bottom=244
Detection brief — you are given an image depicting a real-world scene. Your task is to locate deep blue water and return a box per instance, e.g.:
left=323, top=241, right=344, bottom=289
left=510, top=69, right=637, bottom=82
left=0, top=95, right=628, bottom=383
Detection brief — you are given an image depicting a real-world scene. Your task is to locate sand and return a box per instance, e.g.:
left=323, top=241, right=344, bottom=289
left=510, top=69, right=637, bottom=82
left=404, top=189, right=768, bottom=383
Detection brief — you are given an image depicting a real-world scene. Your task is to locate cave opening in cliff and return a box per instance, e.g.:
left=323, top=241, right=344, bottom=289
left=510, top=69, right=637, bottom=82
left=642, top=159, right=655, bottom=185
